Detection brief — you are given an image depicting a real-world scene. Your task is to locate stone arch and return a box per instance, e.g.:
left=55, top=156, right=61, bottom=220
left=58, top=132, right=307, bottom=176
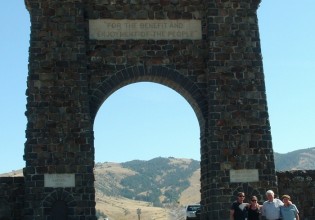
left=90, top=65, right=207, bottom=132
left=41, top=189, right=76, bottom=218
left=23, top=0, right=279, bottom=219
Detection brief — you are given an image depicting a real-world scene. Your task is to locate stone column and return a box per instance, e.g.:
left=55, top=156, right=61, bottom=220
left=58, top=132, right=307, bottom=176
left=24, top=0, right=95, bottom=219
left=201, top=0, right=278, bottom=219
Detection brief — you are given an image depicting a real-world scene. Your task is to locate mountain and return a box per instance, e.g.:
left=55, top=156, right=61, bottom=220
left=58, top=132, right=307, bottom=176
left=94, top=157, right=200, bottom=207
left=274, top=147, right=315, bottom=171
left=93, top=157, right=200, bottom=219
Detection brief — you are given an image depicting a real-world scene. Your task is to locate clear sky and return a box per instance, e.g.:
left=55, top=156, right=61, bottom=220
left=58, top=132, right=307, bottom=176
left=0, top=1, right=314, bottom=173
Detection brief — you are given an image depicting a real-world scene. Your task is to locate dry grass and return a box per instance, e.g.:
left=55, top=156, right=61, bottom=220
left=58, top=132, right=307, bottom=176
left=95, top=162, right=137, bottom=177
left=178, top=168, right=200, bottom=206
left=96, top=192, right=170, bottom=220
left=0, top=169, right=23, bottom=177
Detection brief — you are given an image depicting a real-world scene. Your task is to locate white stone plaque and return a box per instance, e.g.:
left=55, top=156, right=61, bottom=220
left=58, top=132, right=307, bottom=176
left=89, top=19, right=202, bottom=40
left=44, top=174, right=75, bottom=188
left=230, top=169, right=259, bottom=183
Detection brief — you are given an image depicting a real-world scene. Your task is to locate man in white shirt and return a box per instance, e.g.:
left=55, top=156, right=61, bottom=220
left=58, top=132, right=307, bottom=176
left=261, top=190, right=283, bottom=220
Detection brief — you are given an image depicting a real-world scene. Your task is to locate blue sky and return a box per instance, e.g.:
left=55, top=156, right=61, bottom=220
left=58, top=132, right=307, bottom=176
left=0, top=1, right=314, bottom=173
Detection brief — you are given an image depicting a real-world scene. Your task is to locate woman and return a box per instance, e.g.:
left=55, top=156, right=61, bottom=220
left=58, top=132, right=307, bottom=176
left=280, top=195, right=299, bottom=220
left=247, top=196, right=261, bottom=220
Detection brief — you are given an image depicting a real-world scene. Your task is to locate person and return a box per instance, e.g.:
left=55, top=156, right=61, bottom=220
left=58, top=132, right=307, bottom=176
left=230, top=192, right=248, bottom=220
left=280, top=195, right=299, bottom=220
left=261, top=190, right=283, bottom=220
left=247, top=196, right=261, bottom=220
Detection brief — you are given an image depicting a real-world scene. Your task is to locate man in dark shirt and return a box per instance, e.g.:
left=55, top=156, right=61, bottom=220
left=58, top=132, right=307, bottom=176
left=230, top=192, right=249, bottom=220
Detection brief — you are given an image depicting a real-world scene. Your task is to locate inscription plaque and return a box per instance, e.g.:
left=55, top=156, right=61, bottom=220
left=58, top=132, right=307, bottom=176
left=230, top=169, right=259, bottom=183
left=89, top=19, right=202, bottom=40
left=44, top=174, right=75, bottom=188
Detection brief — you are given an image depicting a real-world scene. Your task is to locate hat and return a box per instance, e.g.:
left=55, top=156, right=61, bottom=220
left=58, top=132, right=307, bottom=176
left=281, top=195, right=291, bottom=200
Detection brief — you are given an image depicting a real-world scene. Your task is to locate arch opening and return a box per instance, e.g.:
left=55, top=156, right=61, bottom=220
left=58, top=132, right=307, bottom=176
left=93, top=81, right=202, bottom=219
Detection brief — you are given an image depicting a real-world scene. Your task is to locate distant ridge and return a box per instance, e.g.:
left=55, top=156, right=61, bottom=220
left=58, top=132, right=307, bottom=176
left=2, top=147, right=315, bottom=177
left=274, top=147, right=315, bottom=171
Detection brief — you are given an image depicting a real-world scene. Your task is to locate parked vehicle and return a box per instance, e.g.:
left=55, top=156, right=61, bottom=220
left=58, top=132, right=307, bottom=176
left=185, top=204, right=201, bottom=220
left=195, top=208, right=201, bottom=219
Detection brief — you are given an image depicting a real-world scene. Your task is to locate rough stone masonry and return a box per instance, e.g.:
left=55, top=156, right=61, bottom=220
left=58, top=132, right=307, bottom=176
left=0, top=0, right=296, bottom=219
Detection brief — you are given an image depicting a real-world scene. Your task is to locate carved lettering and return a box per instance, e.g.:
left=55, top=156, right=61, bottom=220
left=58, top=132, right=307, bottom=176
left=230, top=169, right=259, bottom=183
left=89, top=19, right=202, bottom=40
left=44, top=174, right=75, bottom=188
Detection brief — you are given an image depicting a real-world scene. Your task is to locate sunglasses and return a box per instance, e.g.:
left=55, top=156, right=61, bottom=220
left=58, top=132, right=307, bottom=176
left=251, top=200, right=257, bottom=202
left=238, top=195, right=245, bottom=197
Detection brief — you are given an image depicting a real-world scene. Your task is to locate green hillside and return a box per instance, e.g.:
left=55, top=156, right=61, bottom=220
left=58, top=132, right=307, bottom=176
left=95, top=157, right=199, bottom=206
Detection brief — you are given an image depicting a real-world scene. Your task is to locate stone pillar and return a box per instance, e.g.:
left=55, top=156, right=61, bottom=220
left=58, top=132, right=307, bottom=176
left=24, top=0, right=95, bottom=219
left=201, top=0, right=278, bottom=219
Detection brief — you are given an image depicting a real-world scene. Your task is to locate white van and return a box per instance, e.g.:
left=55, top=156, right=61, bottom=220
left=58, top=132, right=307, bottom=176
left=185, top=204, right=201, bottom=220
